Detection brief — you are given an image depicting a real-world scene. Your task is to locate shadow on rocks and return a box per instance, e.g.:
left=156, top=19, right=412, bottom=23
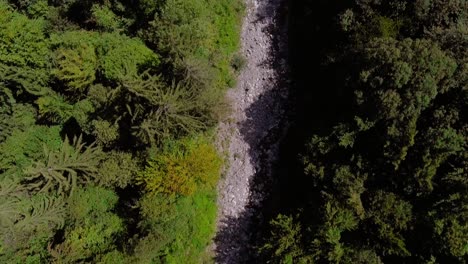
left=213, top=0, right=290, bottom=263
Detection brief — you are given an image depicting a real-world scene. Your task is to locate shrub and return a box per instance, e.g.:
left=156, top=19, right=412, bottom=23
left=135, top=189, right=217, bottom=263
left=164, top=190, right=217, bottom=263
left=50, top=31, right=159, bottom=82
left=231, top=53, right=247, bottom=72
left=97, top=151, right=139, bottom=188
left=0, top=1, right=50, bottom=95
left=67, top=186, right=119, bottom=223
left=0, top=125, right=62, bottom=176
left=51, top=186, right=124, bottom=263
left=127, top=77, right=209, bottom=144
left=92, top=120, right=119, bottom=146
left=137, top=136, right=222, bottom=196
left=52, top=44, right=97, bottom=92
left=0, top=2, right=49, bottom=69
left=91, top=4, right=123, bottom=32
left=145, top=0, right=242, bottom=89
left=99, top=34, right=159, bottom=81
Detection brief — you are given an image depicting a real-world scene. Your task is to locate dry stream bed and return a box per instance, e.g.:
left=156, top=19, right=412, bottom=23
left=214, top=0, right=290, bottom=262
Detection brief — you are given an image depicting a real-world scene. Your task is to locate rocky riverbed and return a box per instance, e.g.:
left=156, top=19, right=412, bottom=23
left=214, top=0, right=289, bottom=262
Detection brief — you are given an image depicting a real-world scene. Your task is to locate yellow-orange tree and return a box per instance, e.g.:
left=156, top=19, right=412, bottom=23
left=137, top=136, right=222, bottom=196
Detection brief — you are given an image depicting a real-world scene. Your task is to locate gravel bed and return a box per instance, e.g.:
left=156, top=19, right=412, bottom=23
left=214, top=0, right=290, bottom=262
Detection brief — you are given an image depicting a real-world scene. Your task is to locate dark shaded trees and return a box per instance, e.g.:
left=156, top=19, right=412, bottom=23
left=262, top=0, right=467, bottom=263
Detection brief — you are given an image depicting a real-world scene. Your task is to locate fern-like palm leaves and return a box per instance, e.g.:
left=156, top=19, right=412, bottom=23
left=24, top=136, right=103, bottom=196
left=0, top=180, right=65, bottom=251
left=15, top=195, right=66, bottom=231
left=119, top=73, right=207, bottom=144
left=0, top=180, right=24, bottom=228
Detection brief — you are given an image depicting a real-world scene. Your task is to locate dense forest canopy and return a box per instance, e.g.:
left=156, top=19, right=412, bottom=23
left=0, top=0, right=243, bottom=262
left=262, top=0, right=466, bottom=263
left=1, top=0, right=467, bottom=263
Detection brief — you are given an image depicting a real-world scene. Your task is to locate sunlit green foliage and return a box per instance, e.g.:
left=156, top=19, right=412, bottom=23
left=0, top=1, right=50, bottom=95
left=145, top=0, right=242, bottom=88
left=119, top=74, right=208, bottom=144
left=52, top=44, right=97, bottom=92
left=24, top=136, right=103, bottom=196
left=0, top=186, right=65, bottom=262
left=0, top=1, right=49, bottom=70
left=91, top=4, right=123, bottom=32
left=0, top=125, right=61, bottom=174
left=134, top=135, right=221, bottom=262
left=36, top=93, right=74, bottom=122
left=50, top=186, right=124, bottom=263
left=96, top=151, right=139, bottom=188
left=163, top=190, right=218, bottom=263
left=51, top=30, right=159, bottom=83
left=99, top=34, right=159, bottom=81
left=0, top=0, right=241, bottom=261
left=135, top=189, right=218, bottom=263
left=26, top=0, right=49, bottom=18
left=91, top=119, right=119, bottom=146
left=97, top=250, right=128, bottom=264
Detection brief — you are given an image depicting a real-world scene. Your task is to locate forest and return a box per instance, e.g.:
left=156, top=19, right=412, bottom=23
left=1, top=0, right=467, bottom=263
left=261, top=0, right=467, bottom=263
left=0, top=0, right=243, bottom=262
